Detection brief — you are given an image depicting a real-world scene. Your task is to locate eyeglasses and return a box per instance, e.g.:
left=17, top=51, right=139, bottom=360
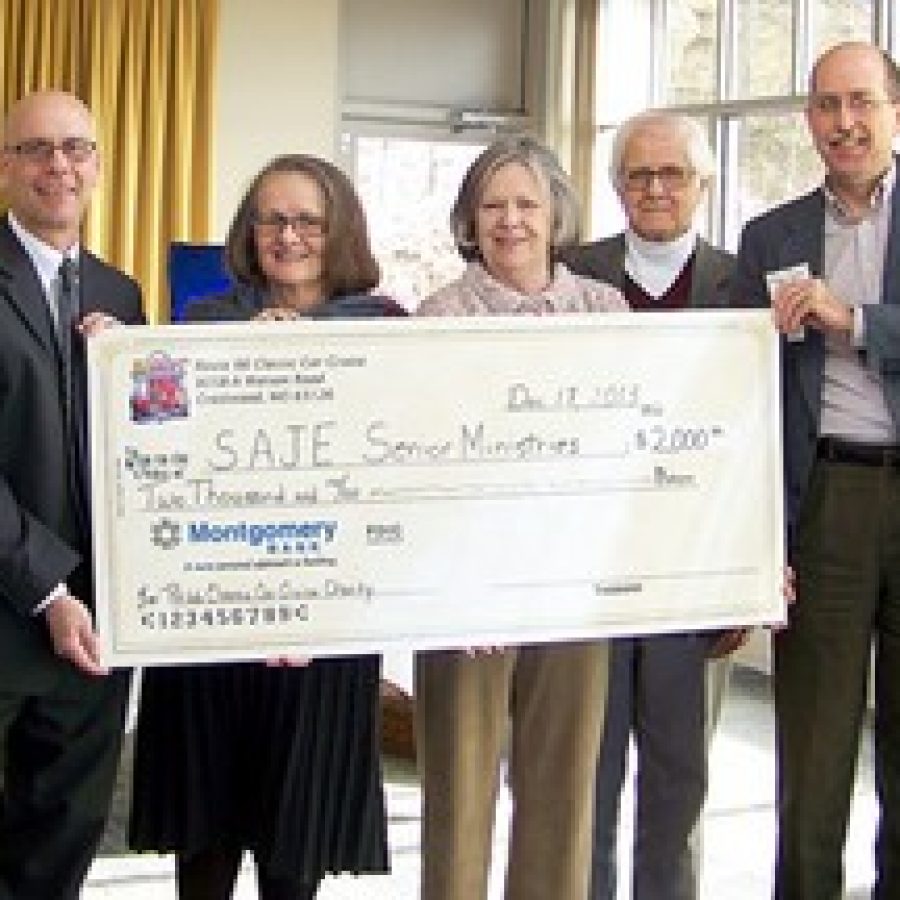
left=4, top=137, right=97, bottom=163
left=252, top=211, right=326, bottom=239
left=622, top=166, right=694, bottom=192
left=808, top=91, right=892, bottom=116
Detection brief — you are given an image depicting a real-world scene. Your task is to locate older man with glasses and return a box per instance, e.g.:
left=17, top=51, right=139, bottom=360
left=0, top=91, right=144, bottom=899
left=565, top=111, right=742, bottom=900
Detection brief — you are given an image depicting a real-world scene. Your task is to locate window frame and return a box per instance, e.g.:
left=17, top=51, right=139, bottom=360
left=594, top=0, right=893, bottom=248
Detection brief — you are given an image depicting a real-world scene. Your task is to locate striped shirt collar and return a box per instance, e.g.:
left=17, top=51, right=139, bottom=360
left=822, top=162, right=896, bottom=222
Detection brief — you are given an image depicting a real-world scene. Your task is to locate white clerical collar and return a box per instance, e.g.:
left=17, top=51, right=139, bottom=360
left=624, top=228, right=697, bottom=299
left=7, top=212, right=80, bottom=299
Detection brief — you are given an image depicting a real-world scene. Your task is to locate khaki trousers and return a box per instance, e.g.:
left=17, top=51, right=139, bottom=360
left=415, top=641, right=609, bottom=900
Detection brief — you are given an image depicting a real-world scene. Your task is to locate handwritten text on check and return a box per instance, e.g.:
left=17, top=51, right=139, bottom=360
left=89, top=312, right=784, bottom=665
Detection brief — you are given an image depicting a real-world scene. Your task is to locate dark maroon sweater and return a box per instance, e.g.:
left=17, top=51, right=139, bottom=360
left=623, top=255, right=695, bottom=312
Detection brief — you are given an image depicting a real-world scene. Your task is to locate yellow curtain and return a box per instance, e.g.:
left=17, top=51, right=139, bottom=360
left=1, top=0, right=219, bottom=322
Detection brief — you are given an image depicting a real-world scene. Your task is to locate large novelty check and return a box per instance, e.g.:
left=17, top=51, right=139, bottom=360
left=89, top=312, right=784, bottom=666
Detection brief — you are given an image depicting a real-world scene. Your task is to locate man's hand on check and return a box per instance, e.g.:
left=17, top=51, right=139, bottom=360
left=783, top=566, right=796, bottom=606
left=768, top=565, right=797, bottom=633
left=771, top=278, right=853, bottom=337
left=708, top=566, right=796, bottom=655
left=78, top=312, right=122, bottom=337
left=45, top=594, right=109, bottom=676
left=708, top=629, right=749, bottom=658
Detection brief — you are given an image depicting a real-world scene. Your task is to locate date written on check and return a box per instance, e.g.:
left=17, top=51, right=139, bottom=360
left=88, top=311, right=783, bottom=665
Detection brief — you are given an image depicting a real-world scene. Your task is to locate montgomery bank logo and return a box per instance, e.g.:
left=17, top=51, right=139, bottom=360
left=151, top=518, right=338, bottom=553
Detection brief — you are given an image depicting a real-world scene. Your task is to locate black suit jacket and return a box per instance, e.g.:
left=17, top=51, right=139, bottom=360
left=562, top=233, right=734, bottom=310
left=733, top=181, right=900, bottom=542
left=0, top=218, right=144, bottom=681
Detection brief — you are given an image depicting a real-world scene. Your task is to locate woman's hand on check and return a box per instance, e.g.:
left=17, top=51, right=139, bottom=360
left=464, top=646, right=506, bottom=657
left=255, top=307, right=300, bottom=322
left=265, top=656, right=312, bottom=667
left=78, top=312, right=122, bottom=337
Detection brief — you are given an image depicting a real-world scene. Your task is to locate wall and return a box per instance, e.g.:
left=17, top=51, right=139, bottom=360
left=342, top=0, right=525, bottom=111
left=214, top=0, right=340, bottom=237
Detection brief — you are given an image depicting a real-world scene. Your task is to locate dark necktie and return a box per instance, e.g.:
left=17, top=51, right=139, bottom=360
left=56, top=257, right=90, bottom=535
left=57, top=257, right=79, bottom=417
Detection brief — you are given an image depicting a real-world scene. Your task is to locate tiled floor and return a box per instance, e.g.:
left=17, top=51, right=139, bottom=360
left=85, top=666, right=878, bottom=898
left=701, top=667, right=876, bottom=899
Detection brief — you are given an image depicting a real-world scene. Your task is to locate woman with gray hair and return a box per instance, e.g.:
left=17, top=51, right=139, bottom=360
left=414, top=135, right=626, bottom=900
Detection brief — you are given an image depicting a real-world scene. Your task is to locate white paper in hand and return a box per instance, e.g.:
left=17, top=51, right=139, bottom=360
left=765, top=264, right=810, bottom=342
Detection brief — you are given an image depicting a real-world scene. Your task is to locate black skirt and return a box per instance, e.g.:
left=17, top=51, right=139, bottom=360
left=129, top=657, right=388, bottom=881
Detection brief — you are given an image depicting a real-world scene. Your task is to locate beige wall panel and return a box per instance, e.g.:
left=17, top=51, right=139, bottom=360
left=215, top=0, right=340, bottom=237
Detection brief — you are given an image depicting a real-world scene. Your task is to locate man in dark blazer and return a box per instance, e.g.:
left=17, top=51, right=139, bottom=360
left=733, top=42, right=900, bottom=898
left=565, top=111, right=740, bottom=900
left=0, top=91, right=143, bottom=898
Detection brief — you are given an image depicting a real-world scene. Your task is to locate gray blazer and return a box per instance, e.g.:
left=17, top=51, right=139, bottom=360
left=733, top=181, right=900, bottom=543
left=563, top=233, right=735, bottom=310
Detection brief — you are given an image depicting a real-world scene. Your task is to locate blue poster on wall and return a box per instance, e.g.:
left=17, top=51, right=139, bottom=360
left=168, top=242, right=232, bottom=321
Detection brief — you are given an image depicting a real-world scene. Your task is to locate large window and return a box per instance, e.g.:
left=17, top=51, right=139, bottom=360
left=347, top=135, right=486, bottom=306
left=734, top=113, right=822, bottom=232
left=593, top=0, right=894, bottom=249
left=663, top=0, right=718, bottom=105
left=736, top=0, right=793, bottom=99
left=340, top=0, right=536, bottom=306
left=812, top=0, right=875, bottom=59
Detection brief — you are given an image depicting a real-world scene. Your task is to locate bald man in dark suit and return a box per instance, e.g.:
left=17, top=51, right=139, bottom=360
left=0, top=91, right=143, bottom=899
